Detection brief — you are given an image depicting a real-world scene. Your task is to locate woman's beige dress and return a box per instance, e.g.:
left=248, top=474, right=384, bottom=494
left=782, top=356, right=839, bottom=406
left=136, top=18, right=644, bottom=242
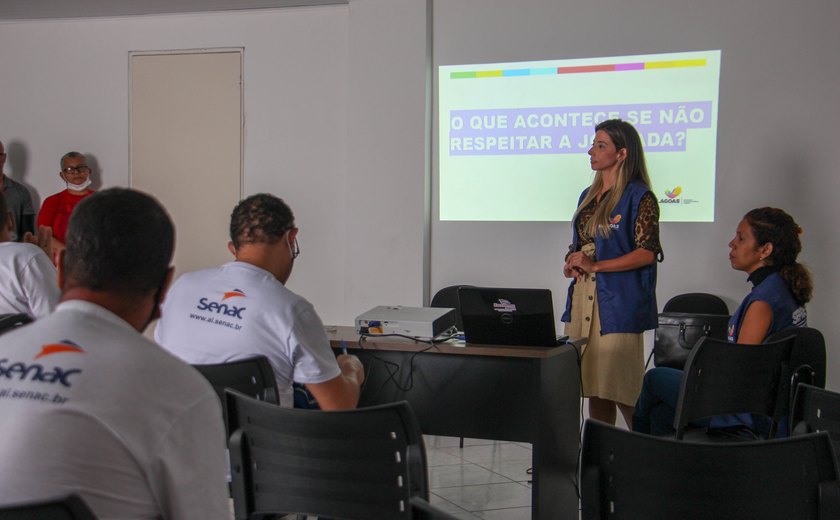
left=565, top=244, right=644, bottom=406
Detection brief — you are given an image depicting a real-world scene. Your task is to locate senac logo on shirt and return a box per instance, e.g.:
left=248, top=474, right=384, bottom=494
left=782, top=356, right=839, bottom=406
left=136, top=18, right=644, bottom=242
left=196, top=288, right=247, bottom=319
left=35, top=339, right=85, bottom=359
left=0, top=340, right=84, bottom=387
left=609, top=214, right=622, bottom=230
left=222, top=289, right=246, bottom=301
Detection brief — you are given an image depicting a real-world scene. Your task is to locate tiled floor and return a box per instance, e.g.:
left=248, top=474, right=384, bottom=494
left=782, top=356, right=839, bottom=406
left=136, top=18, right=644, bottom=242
left=423, top=435, right=536, bottom=520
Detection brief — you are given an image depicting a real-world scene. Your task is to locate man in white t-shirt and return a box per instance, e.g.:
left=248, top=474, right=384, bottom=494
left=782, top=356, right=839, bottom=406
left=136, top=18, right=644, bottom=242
left=0, top=189, right=229, bottom=519
left=155, top=193, right=364, bottom=409
left=0, top=191, right=59, bottom=318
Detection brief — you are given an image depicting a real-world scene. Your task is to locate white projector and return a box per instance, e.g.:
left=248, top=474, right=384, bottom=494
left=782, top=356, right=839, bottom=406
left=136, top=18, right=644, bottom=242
left=355, top=306, right=457, bottom=338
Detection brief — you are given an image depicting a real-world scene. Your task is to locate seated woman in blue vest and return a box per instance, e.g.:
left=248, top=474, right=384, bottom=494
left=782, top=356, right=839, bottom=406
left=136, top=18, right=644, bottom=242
left=632, top=207, right=811, bottom=436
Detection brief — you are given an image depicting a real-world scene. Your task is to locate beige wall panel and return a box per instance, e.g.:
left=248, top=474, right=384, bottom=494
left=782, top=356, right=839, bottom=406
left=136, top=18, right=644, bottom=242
left=130, top=51, right=242, bottom=277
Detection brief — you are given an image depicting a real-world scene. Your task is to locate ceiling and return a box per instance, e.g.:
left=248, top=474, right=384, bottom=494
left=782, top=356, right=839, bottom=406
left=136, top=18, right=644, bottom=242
left=0, top=0, right=347, bottom=21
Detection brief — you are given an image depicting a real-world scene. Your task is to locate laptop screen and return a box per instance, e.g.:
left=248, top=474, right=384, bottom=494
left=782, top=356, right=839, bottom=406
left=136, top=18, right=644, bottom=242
left=457, top=287, right=558, bottom=347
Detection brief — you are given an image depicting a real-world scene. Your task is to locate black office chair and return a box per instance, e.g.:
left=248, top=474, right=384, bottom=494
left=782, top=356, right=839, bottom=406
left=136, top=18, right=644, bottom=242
left=226, top=390, right=429, bottom=520
left=0, top=313, right=33, bottom=336
left=0, top=494, right=97, bottom=520
left=192, top=355, right=279, bottom=436
left=662, top=292, right=729, bottom=314
left=192, top=355, right=279, bottom=405
left=580, top=420, right=840, bottom=519
left=430, top=284, right=473, bottom=332
left=791, top=383, right=840, bottom=463
left=766, top=326, right=826, bottom=389
left=673, top=335, right=796, bottom=440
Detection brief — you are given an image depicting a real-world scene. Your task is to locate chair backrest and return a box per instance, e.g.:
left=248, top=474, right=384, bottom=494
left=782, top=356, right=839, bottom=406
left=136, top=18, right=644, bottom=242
left=192, top=355, right=279, bottom=405
left=580, top=420, right=840, bottom=520
left=408, top=497, right=460, bottom=520
left=673, top=335, right=795, bottom=439
left=0, top=494, right=97, bottom=520
left=192, top=356, right=279, bottom=438
left=765, top=327, right=827, bottom=389
left=226, top=390, right=429, bottom=520
left=662, top=292, right=729, bottom=315
left=0, top=313, right=33, bottom=336
left=791, top=383, right=840, bottom=460
left=430, top=285, right=473, bottom=331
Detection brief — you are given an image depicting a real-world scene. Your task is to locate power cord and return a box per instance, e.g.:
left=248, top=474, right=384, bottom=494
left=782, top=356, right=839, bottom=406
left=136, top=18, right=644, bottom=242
left=354, top=332, right=459, bottom=398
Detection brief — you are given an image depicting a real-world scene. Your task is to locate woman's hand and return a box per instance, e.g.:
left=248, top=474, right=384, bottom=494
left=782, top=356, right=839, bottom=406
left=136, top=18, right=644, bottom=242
left=567, top=251, right=596, bottom=274
left=563, top=258, right=586, bottom=281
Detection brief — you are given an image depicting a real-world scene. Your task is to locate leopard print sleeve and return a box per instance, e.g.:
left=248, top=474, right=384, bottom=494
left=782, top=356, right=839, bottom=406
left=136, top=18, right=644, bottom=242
left=635, top=191, right=661, bottom=254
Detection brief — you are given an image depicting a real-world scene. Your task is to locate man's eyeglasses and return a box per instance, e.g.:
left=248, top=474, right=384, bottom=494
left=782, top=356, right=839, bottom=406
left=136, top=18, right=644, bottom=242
left=286, top=234, right=300, bottom=260
left=61, top=165, right=90, bottom=175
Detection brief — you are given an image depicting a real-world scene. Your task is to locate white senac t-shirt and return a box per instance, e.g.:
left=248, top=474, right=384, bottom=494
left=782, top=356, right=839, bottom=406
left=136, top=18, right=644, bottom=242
left=0, top=241, right=59, bottom=318
left=0, top=300, right=230, bottom=520
left=155, top=261, right=341, bottom=407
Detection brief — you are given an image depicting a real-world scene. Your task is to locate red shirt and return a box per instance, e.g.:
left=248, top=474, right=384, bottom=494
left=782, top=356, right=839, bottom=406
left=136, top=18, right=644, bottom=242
left=36, top=189, right=94, bottom=243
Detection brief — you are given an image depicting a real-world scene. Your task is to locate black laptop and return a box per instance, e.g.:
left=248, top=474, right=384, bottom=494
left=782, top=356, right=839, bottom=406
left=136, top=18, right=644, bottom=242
left=457, top=287, right=561, bottom=347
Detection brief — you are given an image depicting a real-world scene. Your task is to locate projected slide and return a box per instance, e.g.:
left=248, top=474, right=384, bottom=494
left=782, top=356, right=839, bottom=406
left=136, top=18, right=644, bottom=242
left=439, top=50, right=721, bottom=222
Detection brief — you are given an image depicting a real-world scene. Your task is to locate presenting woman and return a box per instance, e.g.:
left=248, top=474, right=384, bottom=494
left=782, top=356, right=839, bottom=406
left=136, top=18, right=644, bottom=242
left=562, top=119, right=662, bottom=427
left=633, top=207, right=811, bottom=436
left=37, top=151, right=94, bottom=257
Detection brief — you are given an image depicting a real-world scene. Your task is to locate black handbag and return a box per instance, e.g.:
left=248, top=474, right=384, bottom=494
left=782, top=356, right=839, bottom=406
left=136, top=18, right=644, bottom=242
left=652, top=312, right=730, bottom=369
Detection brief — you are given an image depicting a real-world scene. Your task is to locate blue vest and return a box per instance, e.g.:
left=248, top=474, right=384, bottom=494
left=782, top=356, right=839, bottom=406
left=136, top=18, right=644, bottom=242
left=727, top=271, right=807, bottom=342
left=561, top=181, right=658, bottom=334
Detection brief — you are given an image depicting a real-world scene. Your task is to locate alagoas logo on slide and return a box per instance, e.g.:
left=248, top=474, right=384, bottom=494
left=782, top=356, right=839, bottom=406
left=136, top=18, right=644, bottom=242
left=0, top=340, right=84, bottom=387
left=660, top=186, right=682, bottom=204
left=196, top=288, right=247, bottom=319
left=609, top=214, right=622, bottom=230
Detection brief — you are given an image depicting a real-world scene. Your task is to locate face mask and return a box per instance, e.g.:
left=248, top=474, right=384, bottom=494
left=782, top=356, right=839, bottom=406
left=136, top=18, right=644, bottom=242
left=66, top=178, right=92, bottom=191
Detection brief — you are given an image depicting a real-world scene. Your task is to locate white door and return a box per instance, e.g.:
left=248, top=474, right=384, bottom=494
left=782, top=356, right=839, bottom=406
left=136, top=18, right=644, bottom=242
left=130, top=50, right=243, bottom=278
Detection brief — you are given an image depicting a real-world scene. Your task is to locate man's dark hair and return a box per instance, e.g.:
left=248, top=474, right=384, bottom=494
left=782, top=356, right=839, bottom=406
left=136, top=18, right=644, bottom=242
left=229, top=193, right=294, bottom=249
left=63, top=188, right=174, bottom=296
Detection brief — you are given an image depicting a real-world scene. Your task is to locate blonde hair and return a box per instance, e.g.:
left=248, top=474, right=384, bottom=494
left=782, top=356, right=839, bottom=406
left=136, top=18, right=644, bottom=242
left=574, top=119, right=650, bottom=238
